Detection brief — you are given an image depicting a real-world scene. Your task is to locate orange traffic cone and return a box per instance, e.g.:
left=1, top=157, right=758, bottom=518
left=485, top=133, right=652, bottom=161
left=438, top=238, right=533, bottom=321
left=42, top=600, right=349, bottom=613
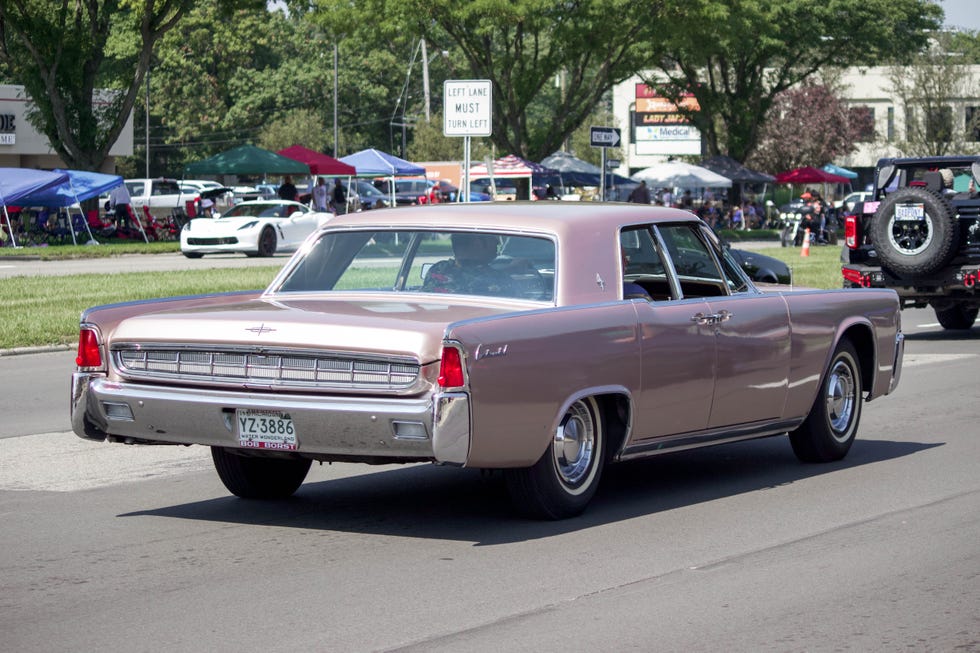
left=800, top=228, right=811, bottom=257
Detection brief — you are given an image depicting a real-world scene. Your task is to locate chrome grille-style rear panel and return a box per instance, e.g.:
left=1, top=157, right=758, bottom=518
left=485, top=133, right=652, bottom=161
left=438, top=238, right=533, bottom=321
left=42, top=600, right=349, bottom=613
left=112, top=345, right=420, bottom=391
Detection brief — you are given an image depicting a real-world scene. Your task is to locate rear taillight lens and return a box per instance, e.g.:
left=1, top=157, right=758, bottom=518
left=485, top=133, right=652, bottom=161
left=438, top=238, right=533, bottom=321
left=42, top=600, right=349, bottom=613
left=844, top=214, right=858, bottom=249
left=437, top=346, right=465, bottom=388
left=75, top=328, right=103, bottom=368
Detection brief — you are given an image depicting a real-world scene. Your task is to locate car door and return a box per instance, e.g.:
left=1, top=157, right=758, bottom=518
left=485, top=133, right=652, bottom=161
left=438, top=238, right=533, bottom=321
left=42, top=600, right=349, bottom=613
left=277, top=207, right=320, bottom=248
left=683, top=227, right=791, bottom=429
left=622, top=226, right=716, bottom=440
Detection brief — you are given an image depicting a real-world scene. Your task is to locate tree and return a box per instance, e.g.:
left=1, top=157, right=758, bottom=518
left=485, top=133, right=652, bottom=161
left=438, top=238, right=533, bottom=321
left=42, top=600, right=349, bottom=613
left=317, top=0, right=670, bottom=162
left=749, top=82, right=860, bottom=173
left=886, top=32, right=980, bottom=157
left=0, top=0, right=253, bottom=171
left=643, top=0, right=942, bottom=163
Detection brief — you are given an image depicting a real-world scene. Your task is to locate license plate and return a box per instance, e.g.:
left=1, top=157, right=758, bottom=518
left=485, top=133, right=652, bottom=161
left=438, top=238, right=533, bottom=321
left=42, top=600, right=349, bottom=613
left=236, top=409, right=298, bottom=450
left=895, top=203, right=925, bottom=221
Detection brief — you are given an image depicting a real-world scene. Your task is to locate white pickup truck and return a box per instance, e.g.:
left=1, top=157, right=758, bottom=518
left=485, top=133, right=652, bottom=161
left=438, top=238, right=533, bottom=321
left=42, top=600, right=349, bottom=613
left=124, top=178, right=198, bottom=218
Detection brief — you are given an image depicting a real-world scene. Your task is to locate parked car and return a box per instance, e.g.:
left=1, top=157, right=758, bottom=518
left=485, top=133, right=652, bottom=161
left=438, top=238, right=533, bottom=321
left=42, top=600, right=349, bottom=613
left=71, top=203, right=904, bottom=519
left=179, top=199, right=330, bottom=258
left=124, top=178, right=198, bottom=218
left=346, top=179, right=390, bottom=210
left=835, top=191, right=873, bottom=214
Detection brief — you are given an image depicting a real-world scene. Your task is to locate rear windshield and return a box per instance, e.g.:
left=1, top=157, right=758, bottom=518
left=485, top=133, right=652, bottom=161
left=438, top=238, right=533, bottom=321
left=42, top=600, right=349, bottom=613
left=274, top=230, right=556, bottom=302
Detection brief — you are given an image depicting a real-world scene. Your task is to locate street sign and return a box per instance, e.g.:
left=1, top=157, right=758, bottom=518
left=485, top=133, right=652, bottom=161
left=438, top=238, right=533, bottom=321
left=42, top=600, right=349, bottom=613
left=443, top=80, right=493, bottom=137
left=590, top=126, right=621, bottom=148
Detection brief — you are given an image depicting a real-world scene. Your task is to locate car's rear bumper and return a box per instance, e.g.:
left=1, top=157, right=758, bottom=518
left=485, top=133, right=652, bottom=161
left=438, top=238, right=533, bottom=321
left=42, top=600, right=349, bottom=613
left=70, top=372, right=471, bottom=466
left=842, top=262, right=980, bottom=307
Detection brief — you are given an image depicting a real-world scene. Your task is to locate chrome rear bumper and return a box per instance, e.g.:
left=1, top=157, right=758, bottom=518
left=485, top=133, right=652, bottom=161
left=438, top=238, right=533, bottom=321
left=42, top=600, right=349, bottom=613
left=71, top=373, right=470, bottom=465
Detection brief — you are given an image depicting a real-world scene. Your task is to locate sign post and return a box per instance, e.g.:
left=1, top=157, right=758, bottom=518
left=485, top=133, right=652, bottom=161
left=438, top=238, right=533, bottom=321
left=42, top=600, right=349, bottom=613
left=444, top=80, right=493, bottom=202
left=590, top=126, right=621, bottom=201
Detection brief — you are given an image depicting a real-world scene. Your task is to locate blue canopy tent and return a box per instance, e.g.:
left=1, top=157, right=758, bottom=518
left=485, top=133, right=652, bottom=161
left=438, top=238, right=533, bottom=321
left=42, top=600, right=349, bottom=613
left=822, top=163, right=859, bottom=179
left=539, top=151, right=636, bottom=200
left=0, top=168, right=70, bottom=248
left=339, top=149, right=426, bottom=206
left=7, top=169, right=124, bottom=245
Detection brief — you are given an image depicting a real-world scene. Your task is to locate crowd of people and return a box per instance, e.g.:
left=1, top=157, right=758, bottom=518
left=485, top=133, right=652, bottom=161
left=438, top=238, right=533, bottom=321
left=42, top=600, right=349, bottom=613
left=627, top=182, right=779, bottom=231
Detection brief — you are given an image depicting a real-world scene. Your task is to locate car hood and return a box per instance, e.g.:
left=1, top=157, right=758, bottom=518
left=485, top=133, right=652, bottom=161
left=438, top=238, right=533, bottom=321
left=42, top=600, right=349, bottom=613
left=109, top=295, right=521, bottom=364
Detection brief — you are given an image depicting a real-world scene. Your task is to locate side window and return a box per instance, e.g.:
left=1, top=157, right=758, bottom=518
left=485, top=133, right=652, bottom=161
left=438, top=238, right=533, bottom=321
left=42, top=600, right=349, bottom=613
left=619, top=227, right=674, bottom=301
left=655, top=224, right=727, bottom=298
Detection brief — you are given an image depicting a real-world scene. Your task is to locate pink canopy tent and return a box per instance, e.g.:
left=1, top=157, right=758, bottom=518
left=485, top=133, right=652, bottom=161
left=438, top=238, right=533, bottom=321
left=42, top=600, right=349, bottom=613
left=774, top=166, right=850, bottom=185
left=277, top=145, right=357, bottom=176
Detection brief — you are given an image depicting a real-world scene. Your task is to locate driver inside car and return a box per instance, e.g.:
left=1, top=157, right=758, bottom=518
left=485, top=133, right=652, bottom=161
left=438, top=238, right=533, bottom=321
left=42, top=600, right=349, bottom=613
left=422, top=233, right=516, bottom=296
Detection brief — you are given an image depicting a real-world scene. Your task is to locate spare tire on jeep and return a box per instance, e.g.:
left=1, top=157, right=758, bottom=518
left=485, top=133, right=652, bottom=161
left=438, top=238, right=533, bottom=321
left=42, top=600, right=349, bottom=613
left=869, top=186, right=959, bottom=276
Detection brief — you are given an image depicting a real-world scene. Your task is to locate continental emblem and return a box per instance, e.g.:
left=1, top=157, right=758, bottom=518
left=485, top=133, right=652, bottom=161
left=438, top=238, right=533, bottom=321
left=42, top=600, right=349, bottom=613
left=245, top=324, right=276, bottom=336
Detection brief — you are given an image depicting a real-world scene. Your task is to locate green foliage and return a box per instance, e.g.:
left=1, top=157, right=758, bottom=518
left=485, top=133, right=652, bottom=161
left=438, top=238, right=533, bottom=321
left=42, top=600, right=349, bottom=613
left=258, top=109, right=330, bottom=152
left=320, top=0, right=668, bottom=161
left=0, top=0, right=204, bottom=171
left=645, top=0, right=943, bottom=162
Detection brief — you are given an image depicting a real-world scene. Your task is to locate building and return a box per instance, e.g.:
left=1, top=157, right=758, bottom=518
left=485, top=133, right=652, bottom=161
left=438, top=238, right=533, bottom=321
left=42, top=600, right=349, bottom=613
left=611, top=66, right=980, bottom=178
left=0, top=84, right=132, bottom=172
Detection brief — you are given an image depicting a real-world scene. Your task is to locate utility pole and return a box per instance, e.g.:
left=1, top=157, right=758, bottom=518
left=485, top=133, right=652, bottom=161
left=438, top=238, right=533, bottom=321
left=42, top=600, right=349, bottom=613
left=333, top=42, right=339, bottom=156
left=422, top=39, right=431, bottom=122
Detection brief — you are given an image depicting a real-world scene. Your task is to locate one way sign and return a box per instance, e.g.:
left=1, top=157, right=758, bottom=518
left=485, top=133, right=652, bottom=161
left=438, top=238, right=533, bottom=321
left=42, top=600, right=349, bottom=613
left=590, top=126, right=621, bottom=148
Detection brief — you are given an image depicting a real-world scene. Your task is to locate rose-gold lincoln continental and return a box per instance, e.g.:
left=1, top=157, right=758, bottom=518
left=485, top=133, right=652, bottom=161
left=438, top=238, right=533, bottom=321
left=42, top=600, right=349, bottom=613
left=71, top=203, right=904, bottom=519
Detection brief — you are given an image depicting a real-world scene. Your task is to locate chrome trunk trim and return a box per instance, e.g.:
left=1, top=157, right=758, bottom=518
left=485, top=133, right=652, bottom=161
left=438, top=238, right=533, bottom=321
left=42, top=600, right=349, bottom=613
left=111, top=344, right=421, bottom=392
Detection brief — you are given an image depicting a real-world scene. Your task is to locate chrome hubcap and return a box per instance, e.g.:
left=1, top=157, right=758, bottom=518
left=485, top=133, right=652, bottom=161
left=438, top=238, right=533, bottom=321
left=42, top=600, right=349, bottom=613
left=826, top=359, right=856, bottom=440
left=552, top=401, right=595, bottom=486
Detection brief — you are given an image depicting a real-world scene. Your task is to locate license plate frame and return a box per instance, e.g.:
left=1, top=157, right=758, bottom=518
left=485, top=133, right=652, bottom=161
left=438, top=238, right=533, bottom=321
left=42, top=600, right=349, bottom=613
left=894, top=203, right=925, bottom=221
left=236, top=409, right=298, bottom=450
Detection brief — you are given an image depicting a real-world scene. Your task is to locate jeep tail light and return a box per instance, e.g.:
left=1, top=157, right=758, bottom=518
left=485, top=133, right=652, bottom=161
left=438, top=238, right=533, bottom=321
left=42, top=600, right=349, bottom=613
left=844, top=214, right=859, bottom=249
left=438, top=346, right=465, bottom=388
left=75, top=327, right=103, bottom=368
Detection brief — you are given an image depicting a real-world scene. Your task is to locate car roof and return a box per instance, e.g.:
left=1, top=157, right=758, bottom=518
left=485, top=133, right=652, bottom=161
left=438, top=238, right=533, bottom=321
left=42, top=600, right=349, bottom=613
left=322, top=201, right=698, bottom=236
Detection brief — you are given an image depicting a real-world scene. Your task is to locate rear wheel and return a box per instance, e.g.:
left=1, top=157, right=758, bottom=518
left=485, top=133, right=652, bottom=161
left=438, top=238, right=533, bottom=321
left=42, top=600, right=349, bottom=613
left=256, top=226, right=277, bottom=257
left=790, top=340, right=863, bottom=463
left=211, top=447, right=311, bottom=499
left=935, top=303, right=979, bottom=330
left=505, top=397, right=604, bottom=519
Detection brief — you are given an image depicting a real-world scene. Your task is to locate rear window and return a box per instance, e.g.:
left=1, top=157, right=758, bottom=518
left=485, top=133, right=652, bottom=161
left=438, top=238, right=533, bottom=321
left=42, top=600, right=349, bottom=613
left=275, top=230, right=555, bottom=302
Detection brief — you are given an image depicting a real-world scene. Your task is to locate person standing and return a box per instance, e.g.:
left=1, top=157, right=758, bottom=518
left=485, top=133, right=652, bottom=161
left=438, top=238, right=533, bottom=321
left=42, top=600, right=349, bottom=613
left=278, top=175, right=298, bottom=202
left=331, top=178, right=348, bottom=215
left=108, top=183, right=132, bottom=228
left=311, top=177, right=329, bottom=211
left=628, top=180, right=651, bottom=204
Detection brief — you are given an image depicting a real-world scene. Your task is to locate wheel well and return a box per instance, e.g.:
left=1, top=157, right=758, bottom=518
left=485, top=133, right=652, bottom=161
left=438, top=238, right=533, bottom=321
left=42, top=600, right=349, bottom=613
left=595, top=393, right=631, bottom=464
left=840, top=325, right=875, bottom=394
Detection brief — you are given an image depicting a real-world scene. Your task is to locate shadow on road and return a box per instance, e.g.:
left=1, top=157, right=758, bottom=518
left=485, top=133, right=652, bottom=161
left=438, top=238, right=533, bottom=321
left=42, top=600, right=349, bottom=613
left=120, top=436, right=941, bottom=545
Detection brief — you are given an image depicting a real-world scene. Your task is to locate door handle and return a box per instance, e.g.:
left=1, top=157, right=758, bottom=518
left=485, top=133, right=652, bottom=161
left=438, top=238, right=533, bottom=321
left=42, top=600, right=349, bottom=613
left=691, top=311, right=734, bottom=325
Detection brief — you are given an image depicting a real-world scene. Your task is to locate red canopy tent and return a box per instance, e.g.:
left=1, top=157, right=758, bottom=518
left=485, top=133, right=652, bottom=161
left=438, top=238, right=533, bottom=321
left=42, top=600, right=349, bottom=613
left=277, top=145, right=357, bottom=176
left=774, top=166, right=849, bottom=185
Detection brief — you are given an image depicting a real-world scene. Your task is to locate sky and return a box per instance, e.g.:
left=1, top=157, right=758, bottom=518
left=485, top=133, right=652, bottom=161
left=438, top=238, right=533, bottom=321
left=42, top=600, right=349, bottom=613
left=937, top=0, right=980, bottom=32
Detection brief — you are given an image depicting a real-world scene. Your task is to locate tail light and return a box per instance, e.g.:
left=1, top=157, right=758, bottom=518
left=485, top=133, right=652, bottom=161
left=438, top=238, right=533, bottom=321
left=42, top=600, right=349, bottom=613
left=844, top=214, right=859, bottom=249
left=437, top=345, right=465, bottom=388
left=75, top=327, right=103, bottom=368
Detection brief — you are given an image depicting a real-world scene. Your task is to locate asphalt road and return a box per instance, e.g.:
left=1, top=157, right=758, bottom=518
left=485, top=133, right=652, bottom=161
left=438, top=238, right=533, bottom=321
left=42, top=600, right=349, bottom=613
left=1, top=307, right=978, bottom=651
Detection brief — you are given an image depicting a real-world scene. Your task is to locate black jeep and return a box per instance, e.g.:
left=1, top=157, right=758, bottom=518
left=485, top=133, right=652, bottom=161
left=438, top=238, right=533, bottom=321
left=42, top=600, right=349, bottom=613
left=841, top=155, right=980, bottom=330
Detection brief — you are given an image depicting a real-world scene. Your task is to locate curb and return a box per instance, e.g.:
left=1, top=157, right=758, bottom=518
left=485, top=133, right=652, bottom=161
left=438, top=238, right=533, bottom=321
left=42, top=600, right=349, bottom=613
left=0, top=344, right=73, bottom=357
